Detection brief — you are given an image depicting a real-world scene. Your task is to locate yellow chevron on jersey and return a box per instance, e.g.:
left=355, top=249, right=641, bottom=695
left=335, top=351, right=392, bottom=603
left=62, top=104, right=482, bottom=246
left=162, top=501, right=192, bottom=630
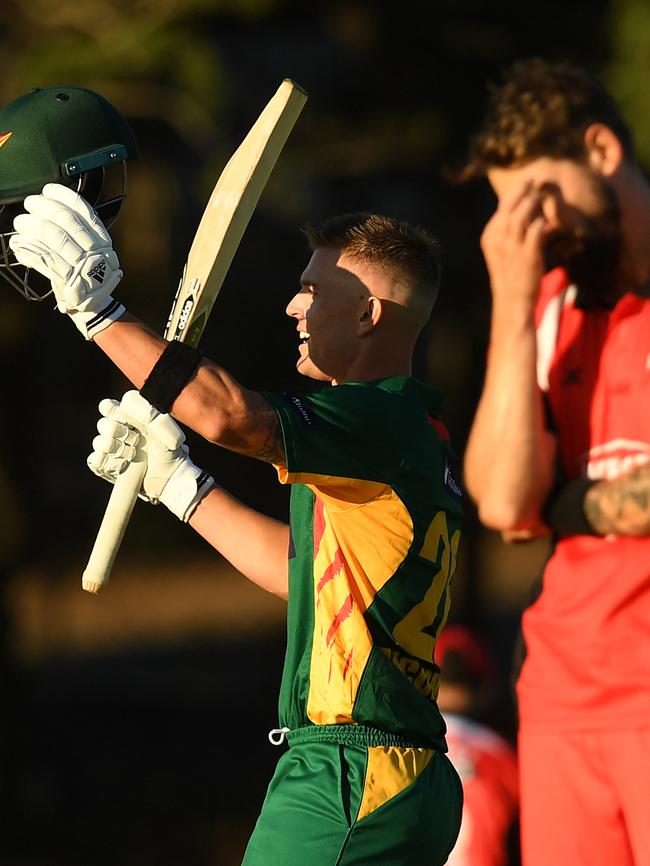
left=299, top=476, right=414, bottom=724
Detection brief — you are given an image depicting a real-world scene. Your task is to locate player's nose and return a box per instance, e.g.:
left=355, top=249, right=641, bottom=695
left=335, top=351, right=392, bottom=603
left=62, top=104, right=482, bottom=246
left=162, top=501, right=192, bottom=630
left=286, top=292, right=305, bottom=318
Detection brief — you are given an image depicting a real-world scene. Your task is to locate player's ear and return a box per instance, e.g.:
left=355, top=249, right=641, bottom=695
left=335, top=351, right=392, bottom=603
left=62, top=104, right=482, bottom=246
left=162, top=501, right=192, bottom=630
left=359, top=296, right=382, bottom=335
left=584, top=123, right=624, bottom=177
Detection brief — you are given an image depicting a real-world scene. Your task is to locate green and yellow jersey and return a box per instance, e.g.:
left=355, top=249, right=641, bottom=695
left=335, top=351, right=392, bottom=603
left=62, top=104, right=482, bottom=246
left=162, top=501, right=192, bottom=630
left=263, top=376, right=462, bottom=750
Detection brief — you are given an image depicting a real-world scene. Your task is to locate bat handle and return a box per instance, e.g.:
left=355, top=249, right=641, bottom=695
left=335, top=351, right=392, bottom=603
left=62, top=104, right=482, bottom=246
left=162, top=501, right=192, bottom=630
left=82, top=458, right=147, bottom=594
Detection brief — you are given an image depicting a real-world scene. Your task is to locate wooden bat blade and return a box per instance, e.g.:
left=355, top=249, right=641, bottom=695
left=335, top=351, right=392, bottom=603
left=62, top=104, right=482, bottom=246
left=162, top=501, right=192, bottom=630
left=165, top=78, right=307, bottom=346
left=82, top=78, right=307, bottom=594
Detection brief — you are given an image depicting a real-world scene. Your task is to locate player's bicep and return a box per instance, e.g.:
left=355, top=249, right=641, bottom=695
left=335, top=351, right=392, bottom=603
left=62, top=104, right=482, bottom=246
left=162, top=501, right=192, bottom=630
left=221, top=391, right=286, bottom=464
left=248, top=401, right=285, bottom=465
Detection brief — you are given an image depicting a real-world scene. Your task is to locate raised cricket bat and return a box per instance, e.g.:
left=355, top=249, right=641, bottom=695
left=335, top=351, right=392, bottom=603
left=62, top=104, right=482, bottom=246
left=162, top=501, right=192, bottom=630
left=81, top=78, right=307, bottom=594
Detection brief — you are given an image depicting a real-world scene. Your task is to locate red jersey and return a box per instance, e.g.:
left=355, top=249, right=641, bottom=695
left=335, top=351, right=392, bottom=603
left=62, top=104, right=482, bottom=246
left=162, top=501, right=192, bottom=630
left=518, top=267, right=650, bottom=730
left=444, top=714, right=518, bottom=866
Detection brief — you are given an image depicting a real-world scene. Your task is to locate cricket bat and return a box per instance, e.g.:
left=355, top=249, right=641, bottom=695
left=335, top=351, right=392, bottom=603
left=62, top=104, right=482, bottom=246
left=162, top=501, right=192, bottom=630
left=81, top=78, right=307, bottom=594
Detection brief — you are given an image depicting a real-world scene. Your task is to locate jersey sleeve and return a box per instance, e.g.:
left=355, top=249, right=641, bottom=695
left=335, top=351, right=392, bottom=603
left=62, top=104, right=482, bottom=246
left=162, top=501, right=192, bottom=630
left=261, top=385, right=402, bottom=504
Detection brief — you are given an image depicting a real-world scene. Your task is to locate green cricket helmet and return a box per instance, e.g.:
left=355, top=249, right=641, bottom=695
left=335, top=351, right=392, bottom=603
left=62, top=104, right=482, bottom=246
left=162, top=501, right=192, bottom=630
left=0, top=85, right=138, bottom=300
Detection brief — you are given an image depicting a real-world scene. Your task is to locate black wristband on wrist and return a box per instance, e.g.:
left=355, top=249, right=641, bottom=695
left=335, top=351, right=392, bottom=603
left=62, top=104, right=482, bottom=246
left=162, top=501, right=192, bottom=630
left=140, top=341, right=204, bottom=413
left=543, top=477, right=598, bottom=536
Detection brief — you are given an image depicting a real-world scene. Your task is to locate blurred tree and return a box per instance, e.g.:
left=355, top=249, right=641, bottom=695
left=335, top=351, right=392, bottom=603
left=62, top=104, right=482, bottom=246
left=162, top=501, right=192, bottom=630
left=1, top=0, right=230, bottom=146
left=604, top=0, right=650, bottom=168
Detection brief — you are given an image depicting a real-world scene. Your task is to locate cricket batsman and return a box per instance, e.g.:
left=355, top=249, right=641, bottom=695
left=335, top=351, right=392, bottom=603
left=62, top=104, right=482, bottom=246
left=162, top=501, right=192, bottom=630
left=4, top=84, right=464, bottom=864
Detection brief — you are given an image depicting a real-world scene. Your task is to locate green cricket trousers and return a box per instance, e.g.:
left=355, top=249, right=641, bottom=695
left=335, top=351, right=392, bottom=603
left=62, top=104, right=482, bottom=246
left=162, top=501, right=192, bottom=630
left=242, top=725, right=462, bottom=866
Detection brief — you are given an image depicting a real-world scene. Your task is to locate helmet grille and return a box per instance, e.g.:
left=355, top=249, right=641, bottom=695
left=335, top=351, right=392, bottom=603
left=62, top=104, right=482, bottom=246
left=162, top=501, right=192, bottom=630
left=0, top=163, right=127, bottom=301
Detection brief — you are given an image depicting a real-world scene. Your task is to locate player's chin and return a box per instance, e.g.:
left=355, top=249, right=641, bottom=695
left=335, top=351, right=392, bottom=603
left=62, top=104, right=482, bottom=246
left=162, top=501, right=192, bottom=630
left=296, top=353, right=331, bottom=382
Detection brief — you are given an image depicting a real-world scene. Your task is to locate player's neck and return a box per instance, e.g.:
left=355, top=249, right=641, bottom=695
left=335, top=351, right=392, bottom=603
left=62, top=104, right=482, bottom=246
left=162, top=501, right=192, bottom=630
left=333, top=347, right=413, bottom=385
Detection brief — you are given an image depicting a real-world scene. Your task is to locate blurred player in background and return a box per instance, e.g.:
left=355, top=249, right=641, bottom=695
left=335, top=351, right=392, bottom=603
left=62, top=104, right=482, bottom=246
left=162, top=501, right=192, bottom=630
left=436, top=624, right=519, bottom=866
left=8, top=180, right=464, bottom=862
left=463, top=58, right=650, bottom=866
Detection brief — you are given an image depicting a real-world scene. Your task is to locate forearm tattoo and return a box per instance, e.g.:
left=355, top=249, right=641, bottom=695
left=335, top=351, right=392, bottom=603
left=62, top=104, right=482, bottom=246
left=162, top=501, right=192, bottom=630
left=584, top=462, right=650, bottom=536
left=253, top=412, right=286, bottom=465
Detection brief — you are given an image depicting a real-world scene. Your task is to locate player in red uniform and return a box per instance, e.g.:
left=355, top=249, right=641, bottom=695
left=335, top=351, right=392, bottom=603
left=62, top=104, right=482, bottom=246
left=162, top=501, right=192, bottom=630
left=435, top=626, right=519, bottom=866
left=462, top=59, right=650, bottom=866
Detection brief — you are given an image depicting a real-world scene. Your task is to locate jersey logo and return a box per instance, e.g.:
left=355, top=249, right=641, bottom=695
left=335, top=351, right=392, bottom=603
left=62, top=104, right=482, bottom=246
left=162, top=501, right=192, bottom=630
left=444, top=456, right=462, bottom=498
left=0, top=132, right=12, bottom=149
left=282, top=392, right=317, bottom=429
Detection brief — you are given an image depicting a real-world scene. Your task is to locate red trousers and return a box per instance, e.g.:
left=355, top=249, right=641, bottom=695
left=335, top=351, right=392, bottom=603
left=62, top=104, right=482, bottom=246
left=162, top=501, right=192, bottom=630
left=519, top=727, right=650, bottom=866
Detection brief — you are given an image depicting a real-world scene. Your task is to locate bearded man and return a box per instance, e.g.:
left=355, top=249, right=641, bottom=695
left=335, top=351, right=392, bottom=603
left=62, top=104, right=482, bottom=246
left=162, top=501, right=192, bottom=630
left=463, top=58, right=650, bottom=866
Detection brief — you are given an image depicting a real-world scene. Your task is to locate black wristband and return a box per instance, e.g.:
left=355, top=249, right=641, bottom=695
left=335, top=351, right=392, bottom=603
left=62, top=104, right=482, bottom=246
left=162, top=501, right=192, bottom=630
left=140, top=341, right=204, bottom=413
left=543, top=477, right=598, bottom=536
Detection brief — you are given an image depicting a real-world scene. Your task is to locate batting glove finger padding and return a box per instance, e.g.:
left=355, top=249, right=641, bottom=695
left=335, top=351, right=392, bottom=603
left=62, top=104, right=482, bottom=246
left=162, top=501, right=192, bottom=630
left=10, top=183, right=125, bottom=340
left=87, top=438, right=133, bottom=480
left=14, top=209, right=85, bottom=267
left=7, top=235, right=71, bottom=291
left=89, top=391, right=214, bottom=522
left=96, top=416, right=140, bottom=448
left=39, top=183, right=114, bottom=246
left=92, top=417, right=141, bottom=468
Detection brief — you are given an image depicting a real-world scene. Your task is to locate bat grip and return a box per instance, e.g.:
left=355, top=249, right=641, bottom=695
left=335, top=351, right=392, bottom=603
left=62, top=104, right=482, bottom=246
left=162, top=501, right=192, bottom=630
left=82, top=458, right=147, bottom=594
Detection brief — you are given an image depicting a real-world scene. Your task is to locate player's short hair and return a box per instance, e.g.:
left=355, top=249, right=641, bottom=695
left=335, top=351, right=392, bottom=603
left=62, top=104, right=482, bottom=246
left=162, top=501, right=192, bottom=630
left=460, top=57, right=635, bottom=179
left=303, top=212, right=442, bottom=311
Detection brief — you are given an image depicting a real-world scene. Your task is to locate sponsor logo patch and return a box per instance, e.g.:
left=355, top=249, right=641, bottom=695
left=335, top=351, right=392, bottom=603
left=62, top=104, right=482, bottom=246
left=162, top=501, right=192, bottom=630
left=282, top=392, right=317, bottom=429
left=444, top=456, right=462, bottom=498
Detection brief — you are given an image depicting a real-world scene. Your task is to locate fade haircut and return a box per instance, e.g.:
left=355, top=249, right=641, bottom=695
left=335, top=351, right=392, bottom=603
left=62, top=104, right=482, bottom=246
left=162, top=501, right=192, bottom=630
left=303, top=212, right=442, bottom=312
left=461, top=58, right=635, bottom=180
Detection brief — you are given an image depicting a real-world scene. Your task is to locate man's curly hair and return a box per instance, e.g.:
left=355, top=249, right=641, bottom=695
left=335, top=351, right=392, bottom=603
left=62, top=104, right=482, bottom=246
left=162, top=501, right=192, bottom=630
left=460, top=58, right=635, bottom=180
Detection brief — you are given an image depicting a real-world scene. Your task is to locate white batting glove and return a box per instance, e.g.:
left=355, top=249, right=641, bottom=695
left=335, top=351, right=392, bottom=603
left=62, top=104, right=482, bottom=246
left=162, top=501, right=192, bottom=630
left=9, top=183, right=125, bottom=340
left=87, top=390, right=214, bottom=522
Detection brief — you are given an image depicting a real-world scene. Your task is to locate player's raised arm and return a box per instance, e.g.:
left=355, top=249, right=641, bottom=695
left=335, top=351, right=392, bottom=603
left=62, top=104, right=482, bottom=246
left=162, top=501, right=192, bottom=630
left=92, top=312, right=286, bottom=463
left=9, top=80, right=307, bottom=462
left=10, top=183, right=285, bottom=462
left=463, top=175, right=557, bottom=533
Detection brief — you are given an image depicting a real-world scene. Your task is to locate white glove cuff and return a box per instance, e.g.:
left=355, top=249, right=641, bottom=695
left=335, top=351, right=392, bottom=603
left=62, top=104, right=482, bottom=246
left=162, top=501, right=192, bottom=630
left=71, top=298, right=127, bottom=340
left=160, top=459, right=214, bottom=522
